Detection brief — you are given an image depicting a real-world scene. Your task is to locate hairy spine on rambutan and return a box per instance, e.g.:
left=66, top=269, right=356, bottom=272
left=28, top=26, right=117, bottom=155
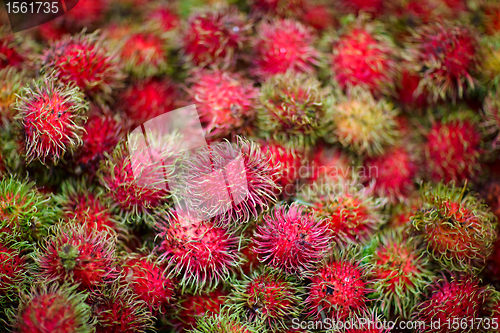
left=298, top=178, right=384, bottom=245
left=121, top=254, right=175, bottom=315
left=411, top=182, right=497, bottom=273
left=404, top=22, right=481, bottom=102
left=257, top=72, right=331, bottom=150
left=325, top=88, right=400, bottom=157
left=0, top=240, right=29, bottom=307
left=155, top=208, right=242, bottom=293
left=33, top=222, right=118, bottom=289
left=305, top=245, right=373, bottom=322
left=0, top=68, right=29, bottom=126
left=14, top=77, right=89, bottom=165
left=369, top=230, right=434, bottom=318
left=186, top=69, right=258, bottom=139
left=190, top=311, right=261, bottom=333
left=229, top=268, right=302, bottom=331
left=411, top=273, right=494, bottom=333
left=7, top=281, right=95, bottom=333
left=253, top=202, right=332, bottom=277
left=182, top=5, right=250, bottom=68
left=251, top=19, right=320, bottom=80
left=40, top=30, right=124, bottom=103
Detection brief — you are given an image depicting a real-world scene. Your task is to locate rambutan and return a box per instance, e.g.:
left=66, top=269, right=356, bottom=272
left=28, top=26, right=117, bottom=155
left=363, top=145, right=418, bottom=202
left=412, top=182, right=497, bottom=273
left=256, top=72, right=330, bottom=149
left=484, top=1, right=500, bottom=36
left=0, top=176, right=56, bottom=243
left=335, top=0, right=384, bottom=16
left=186, top=69, right=258, bottom=139
left=253, top=202, right=332, bottom=277
left=249, top=0, right=305, bottom=18
left=482, top=89, right=500, bottom=152
left=405, top=22, right=481, bottom=102
left=117, top=77, right=180, bottom=128
left=14, top=77, right=89, bottom=165
left=155, top=209, right=242, bottom=293
left=172, top=287, right=228, bottom=331
left=33, top=222, right=118, bottom=289
left=397, top=68, right=429, bottom=111
left=0, top=67, right=29, bottom=126
left=326, top=88, right=400, bottom=157
left=40, top=31, right=124, bottom=103
left=0, top=26, right=32, bottom=69
left=0, top=241, right=28, bottom=306
left=121, top=255, right=175, bottom=314
left=486, top=236, right=500, bottom=281
left=339, top=309, right=393, bottom=333
left=182, top=5, right=250, bottom=68
left=305, top=246, right=372, bottom=321
left=89, top=283, right=155, bottom=333
left=422, top=110, right=483, bottom=184
left=190, top=311, right=260, bottom=333
left=307, top=144, right=354, bottom=183
left=8, top=282, right=94, bottom=333
left=369, top=230, right=433, bottom=318
left=177, top=137, right=280, bottom=227
left=298, top=179, right=384, bottom=245
left=251, top=19, right=320, bottom=80
left=60, top=0, right=110, bottom=29
left=119, top=31, right=169, bottom=78
left=480, top=37, right=500, bottom=89
left=229, top=268, right=302, bottom=331
left=146, top=5, right=180, bottom=34
left=412, top=274, right=494, bottom=333
left=329, top=20, right=398, bottom=95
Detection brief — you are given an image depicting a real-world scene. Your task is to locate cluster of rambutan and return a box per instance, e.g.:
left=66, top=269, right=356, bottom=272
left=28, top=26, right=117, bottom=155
left=3, top=0, right=500, bottom=332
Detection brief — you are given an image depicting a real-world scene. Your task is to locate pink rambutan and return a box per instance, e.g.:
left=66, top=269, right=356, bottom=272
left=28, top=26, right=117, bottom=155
left=412, top=182, right=497, bottom=273
left=230, top=269, right=302, bottom=331
left=179, top=137, right=280, bottom=227
left=423, top=111, right=482, bottom=184
left=363, top=146, right=418, bottom=202
left=405, top=22, right=481, bottom=101
left=173, top=288, right=228, bottom=331
left=186, top=69, right=258, bottom=139
left=182, top=5, right=250, bottom=68
left=155, top=209, right=242, bottom=293
left=119, top=31, right=169, bottom=78
left=34, top=223, right=118, bottom=289
left=412, top=274, right=494, bottom=333
left=253, top=203, right=332, bottom=277
left=305, top=246, right=372, bottom=321
left=330, top=21, right=398, bottom=96
left=251, top=19, right=320, bottom=80
left=8, top=282, right=94, bottom=333
left=14, top=77, right=89, bottom=165
left=122, top=255, right=175, bottom=314
left=40, top=31, right=124, bottom=102
left=117, top=77, right=180, bottom=128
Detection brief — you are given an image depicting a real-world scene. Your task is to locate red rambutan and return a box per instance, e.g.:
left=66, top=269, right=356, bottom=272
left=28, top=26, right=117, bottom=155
left=253, top=202, right=332, bottom=277
left=34, top=223, right=118, bottom=289
left=187, top=69, right=258, bottom=139
left=147, top=5, right=180, bottom=33
left=397, top=68, right=429, bottom=111
left=190, top=311, right=260, bottom=333
left=14, top=77, right=89, bottom=165
left=182, top=5, right=250, bottom=68
left=412, top=182, right=497, bottom=273
left=0, top=241, right=28, bottom=305
left=251, top=19, right=320, bottom=80
left=335, top=0, right=384, bottom=16
left=249, top=0, right=305, bottom=18
left=0, top=27, right=32, bottom=69
left=307, top=144, right=354, bottom=183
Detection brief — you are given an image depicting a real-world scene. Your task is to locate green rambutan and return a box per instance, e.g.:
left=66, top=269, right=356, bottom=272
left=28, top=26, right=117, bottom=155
left=253, top=202, right=332, bottom=277
left=40, top=31, right=124, bottom=103
left=33, top=222, right=118, bottom=289
left=229, top=268, right=302, bottom=331
left=155, top=209, right=242, bottom=293
left=369, top=230, right=433, bottom=318
left=186, top=69, right=258, bottom=139
left=0, top=68, right=29, bottom=126
left=7, top=282, right=94, bottom=333
left=304, top=246, right=372, bottom=321
left=404, top=22, right=481, bottom=102
left=325, top=88, right=400, bottom=157
left=256, top=72, right=330, bottom=150
left=479, top=36, right=500, bottom=88
left=14, top=77, right=89, bottom=165
left=251, top=19, right=320, bottom=80
left=411, top=182, right=497, bottom=273
left=411, top=273, right=494, bottom=333
left=182, top=5, right=250, bottom=68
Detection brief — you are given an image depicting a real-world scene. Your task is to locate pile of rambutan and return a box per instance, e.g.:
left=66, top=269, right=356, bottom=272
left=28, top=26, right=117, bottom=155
left=3, top=0, right=500, bottom=332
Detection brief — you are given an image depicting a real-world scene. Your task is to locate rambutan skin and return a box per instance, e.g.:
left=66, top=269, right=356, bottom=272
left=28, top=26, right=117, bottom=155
left=411, top=182, right=497, bottom=273
left=253, top=203, right=332, bottom=277
left=251, top=19, right=320, bottom=80
left=187, top=69, right=258, bottom=139
left=0, top=68, right=29, bottom=126
left=0, top=242, right=28, bottom=305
